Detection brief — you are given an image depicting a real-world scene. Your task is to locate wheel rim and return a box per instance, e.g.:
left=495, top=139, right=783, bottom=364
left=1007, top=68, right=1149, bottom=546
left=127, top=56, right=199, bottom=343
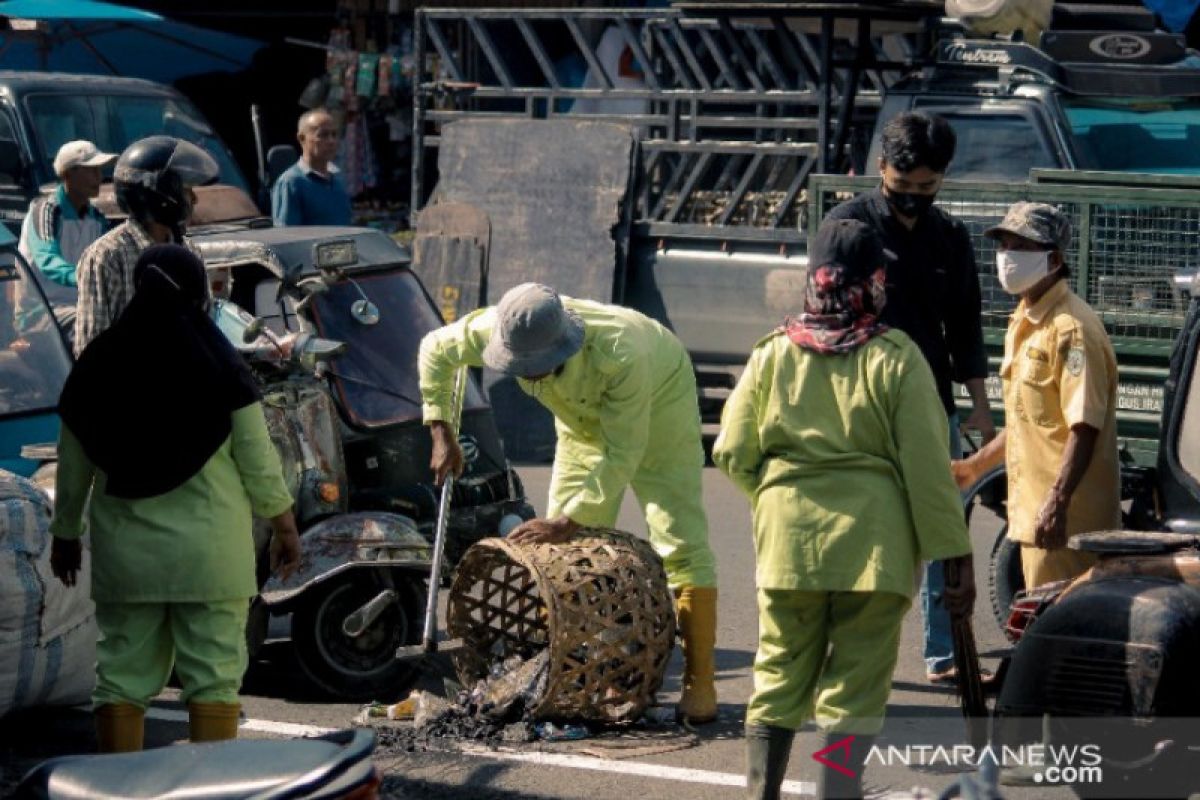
left=310, top=583, right=409, bottom=681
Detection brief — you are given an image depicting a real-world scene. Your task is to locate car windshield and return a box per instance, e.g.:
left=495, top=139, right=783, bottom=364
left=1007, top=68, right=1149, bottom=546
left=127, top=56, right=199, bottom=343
left=0, top=248, right=71, bottom=416
left=941, top=114, right=1056, bottom=181
left=309, top=270, right=486, bottom=429
left=1063, top=97, right=1200, bottom=175
left=24, top=92, right=249, bottom=192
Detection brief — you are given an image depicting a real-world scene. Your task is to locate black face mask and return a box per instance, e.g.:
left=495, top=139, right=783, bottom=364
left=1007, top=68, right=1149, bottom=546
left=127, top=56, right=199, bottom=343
left=885, top=188, right=936, bottom=218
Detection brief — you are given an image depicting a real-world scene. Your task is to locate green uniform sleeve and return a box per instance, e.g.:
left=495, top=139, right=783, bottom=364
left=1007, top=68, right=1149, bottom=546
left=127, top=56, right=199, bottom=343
left=48, top=424, right=97, bottom=540
left=558, top=357, right=655, bottom=527
left=712, top=346, right=765, bottom=498
left=891, top=355, right=972, bottom=561
left=418, top=307, right=495, bottom=424
left=229, top=402, right=293, bottom=519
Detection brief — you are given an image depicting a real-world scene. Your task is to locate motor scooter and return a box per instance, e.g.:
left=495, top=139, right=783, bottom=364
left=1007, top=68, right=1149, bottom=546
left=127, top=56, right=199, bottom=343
left=12, top=727, right=381, bottom=800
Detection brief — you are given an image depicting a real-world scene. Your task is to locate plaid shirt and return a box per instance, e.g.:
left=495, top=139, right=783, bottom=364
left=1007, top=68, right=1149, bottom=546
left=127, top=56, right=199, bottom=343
left=72, top=220, right=199, bottom=356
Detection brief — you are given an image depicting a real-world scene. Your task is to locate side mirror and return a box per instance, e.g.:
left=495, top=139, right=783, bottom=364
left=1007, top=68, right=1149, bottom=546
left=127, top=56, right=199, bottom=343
left=242, top=316, right=265, bottom=345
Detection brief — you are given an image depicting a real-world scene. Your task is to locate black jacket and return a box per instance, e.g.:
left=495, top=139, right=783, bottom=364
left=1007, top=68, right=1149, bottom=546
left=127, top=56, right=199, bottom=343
left=826, top=188, right=988, bottom=417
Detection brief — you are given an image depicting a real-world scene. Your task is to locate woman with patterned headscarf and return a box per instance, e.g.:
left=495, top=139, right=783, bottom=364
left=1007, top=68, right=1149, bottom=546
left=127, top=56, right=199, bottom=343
left=714, top=218, right=976, bottom=800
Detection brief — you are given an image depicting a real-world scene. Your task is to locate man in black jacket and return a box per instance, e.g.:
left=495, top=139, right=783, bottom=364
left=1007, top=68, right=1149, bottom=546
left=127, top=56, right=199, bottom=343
left=827, top=111, right=993, bottom=685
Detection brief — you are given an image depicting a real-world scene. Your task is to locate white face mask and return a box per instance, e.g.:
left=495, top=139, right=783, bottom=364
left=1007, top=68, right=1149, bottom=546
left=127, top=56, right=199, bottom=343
left=996, top=249, right=1050, bottom=295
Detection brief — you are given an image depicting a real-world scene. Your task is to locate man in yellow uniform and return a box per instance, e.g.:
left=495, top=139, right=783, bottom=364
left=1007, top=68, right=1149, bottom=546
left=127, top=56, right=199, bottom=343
left=954, top=203, right=1120, bottom=588
left=419, top=282, right=719, bottom=723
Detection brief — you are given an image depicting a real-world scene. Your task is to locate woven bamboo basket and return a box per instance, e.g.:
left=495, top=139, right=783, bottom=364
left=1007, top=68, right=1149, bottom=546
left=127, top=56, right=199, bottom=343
left=446, top=528, right=676, bottom=723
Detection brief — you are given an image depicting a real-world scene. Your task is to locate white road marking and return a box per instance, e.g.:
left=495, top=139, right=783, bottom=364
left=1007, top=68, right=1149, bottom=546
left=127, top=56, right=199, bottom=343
left=145, top=707, right=337, bottom=738
left=145, top=708, right=816, bottom=796
left=460, top=744, right=816, bottom=796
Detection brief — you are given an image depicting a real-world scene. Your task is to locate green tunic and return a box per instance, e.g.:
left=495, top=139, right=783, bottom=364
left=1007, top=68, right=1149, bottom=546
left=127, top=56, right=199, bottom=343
left=713, top=330, right=971, bottom=597
left=50, top=402, right=293, bottom=603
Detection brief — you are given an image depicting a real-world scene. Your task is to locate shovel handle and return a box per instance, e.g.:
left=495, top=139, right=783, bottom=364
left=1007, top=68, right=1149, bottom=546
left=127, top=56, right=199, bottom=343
left=419, top=367, right=466, bottom=648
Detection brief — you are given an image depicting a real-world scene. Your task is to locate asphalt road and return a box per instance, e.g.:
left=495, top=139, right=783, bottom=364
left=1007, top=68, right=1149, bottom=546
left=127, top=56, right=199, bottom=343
left=1, top=465, right=1071, bottom=799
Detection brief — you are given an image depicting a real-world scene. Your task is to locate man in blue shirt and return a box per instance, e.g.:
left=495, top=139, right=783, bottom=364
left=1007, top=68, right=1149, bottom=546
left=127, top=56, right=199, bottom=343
left=271, top=109, right=354, bottom=227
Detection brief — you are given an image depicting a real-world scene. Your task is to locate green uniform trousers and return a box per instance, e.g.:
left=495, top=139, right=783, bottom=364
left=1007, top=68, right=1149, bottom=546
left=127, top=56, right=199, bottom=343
left=546, top=431, right=716, bottom=590
left=94, top=599, right=249, bottom=709
left=747, top=589, right=911, bottom=735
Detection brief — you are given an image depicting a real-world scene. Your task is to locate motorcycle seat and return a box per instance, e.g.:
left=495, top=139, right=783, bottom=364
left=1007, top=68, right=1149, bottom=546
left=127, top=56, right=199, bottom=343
left=15, top=727, right=376, bottom=800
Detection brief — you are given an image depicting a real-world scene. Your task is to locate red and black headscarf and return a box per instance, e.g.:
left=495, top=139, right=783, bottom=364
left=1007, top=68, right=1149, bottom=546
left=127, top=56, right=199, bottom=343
left=784, top=218, right=892, bottom=354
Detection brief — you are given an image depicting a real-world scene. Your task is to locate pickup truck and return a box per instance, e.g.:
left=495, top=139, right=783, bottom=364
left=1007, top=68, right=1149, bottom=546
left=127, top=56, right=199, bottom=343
left=410, top=1, right=1200, bottom=459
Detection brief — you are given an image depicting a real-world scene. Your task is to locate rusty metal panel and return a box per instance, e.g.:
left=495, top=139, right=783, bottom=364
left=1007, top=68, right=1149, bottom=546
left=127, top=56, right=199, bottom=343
left=433, top=118, right=638, bottom=461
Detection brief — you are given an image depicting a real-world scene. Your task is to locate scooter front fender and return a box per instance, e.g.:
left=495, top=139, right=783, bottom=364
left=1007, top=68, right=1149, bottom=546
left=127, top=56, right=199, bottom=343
left=260, top=511, right=431, bottom=609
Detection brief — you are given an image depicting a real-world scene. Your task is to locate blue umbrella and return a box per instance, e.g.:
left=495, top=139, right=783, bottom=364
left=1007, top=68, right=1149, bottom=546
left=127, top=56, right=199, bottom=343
left=0, top=0, right=265, bottom=84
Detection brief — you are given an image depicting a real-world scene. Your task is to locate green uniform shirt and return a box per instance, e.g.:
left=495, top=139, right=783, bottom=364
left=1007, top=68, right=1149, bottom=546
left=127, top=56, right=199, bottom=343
left=713, top=330, right=971, bottom=596
left=50, top=402, right=293, bottom=603
left=419, top=298, right=697, bottom=527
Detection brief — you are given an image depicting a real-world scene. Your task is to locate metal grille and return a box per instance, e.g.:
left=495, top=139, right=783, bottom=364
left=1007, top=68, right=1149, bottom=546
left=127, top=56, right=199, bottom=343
left=413, top=5, right=937, bottom=241
left=1088, top=204, right=1200, bottom=341
left=1045, top=654, right=1131, bottom=716
left=810, top=175, right=1200, bottom=347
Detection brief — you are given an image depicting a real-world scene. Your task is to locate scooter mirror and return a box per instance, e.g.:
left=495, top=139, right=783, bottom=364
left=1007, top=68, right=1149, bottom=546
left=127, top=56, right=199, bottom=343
left=297, top=334, right=347, bottom=371
left=351, top=298, right=380, bottom=326
left=242, top=316, right=265, bottom=345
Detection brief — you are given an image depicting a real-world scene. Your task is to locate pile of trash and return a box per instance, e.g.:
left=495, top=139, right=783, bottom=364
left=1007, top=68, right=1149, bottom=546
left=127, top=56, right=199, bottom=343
left=359, top=649, right=679, bottom=753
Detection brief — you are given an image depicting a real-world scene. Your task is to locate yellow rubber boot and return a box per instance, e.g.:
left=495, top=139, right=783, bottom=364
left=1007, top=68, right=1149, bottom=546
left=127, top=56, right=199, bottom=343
left=188, top=702, right=241, bottom=743
left=675, top=586, right=718, bottom=724
left=95, top=703, right=145, bottom=753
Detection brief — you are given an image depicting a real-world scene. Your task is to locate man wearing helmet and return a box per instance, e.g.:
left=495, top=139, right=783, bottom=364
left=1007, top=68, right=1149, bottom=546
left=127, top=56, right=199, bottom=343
left=73, top=136, right=219, bottom=355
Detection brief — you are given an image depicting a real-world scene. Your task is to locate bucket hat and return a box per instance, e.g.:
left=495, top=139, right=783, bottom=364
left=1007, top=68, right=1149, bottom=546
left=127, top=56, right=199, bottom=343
left=482, top=283, right=585, bottom=376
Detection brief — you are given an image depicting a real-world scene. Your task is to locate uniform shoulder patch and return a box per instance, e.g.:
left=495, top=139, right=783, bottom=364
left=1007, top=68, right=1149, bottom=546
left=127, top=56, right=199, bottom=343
left=1066, top=346, right=1085, bottom=377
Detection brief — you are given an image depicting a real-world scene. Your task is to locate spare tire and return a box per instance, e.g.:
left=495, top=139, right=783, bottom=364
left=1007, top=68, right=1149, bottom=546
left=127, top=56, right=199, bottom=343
left=989, top=527, right=1024, bottom=639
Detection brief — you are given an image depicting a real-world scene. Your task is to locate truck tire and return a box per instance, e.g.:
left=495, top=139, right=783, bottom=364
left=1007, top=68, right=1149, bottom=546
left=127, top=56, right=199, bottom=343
left=291, top=573, right=424, bottom=702
left=989, top=527, right=1024, bottom=638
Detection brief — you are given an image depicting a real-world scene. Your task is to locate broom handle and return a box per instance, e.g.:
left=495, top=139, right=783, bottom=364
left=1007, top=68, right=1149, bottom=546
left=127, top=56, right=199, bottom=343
left=421, top=367, right=466, bottom=651
left=945, top=557, right=989, bottom=747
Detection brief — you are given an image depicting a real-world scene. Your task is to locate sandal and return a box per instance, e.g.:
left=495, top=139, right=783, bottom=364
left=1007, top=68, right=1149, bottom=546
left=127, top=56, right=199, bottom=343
left=926, top=667, right=998, bottom=687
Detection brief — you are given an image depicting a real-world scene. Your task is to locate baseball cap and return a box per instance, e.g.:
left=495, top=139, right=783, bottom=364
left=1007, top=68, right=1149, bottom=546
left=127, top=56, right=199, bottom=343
left=984, top=202, right=1072, bottom=251
left=53, top=140, right=118, bottom=176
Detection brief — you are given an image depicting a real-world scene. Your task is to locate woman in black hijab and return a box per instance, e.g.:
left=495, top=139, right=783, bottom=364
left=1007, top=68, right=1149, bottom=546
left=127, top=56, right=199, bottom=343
left=48, top=244, right=300, bottom=753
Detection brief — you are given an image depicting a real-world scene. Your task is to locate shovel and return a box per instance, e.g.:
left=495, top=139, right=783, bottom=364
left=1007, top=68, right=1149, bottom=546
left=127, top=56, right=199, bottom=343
left=397, top=368, right=468, bottom=671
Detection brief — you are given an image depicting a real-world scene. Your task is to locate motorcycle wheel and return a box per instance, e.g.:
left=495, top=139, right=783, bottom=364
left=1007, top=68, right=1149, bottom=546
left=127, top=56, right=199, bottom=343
left=291, top=573, right=424, bottom=702
left=989, top=527, right=1024, bottom=639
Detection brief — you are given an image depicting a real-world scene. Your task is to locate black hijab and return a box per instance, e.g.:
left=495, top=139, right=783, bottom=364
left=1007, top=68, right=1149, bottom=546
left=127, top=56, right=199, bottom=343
left=59, top=244, right=260, bottom=499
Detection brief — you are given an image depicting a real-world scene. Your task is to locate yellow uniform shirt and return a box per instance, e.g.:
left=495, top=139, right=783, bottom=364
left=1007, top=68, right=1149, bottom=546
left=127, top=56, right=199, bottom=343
left=713, top=329, right=971, bottom=596
left=1001, top=280, right=1121, bottom=544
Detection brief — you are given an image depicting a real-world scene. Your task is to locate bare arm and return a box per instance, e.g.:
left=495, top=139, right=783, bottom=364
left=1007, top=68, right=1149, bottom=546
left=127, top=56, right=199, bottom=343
left=1033, top=423, right=1100, bottom=550
left=961, top=377, right=997, bottom=442
left=952, top=429, right=1006, bottom=491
